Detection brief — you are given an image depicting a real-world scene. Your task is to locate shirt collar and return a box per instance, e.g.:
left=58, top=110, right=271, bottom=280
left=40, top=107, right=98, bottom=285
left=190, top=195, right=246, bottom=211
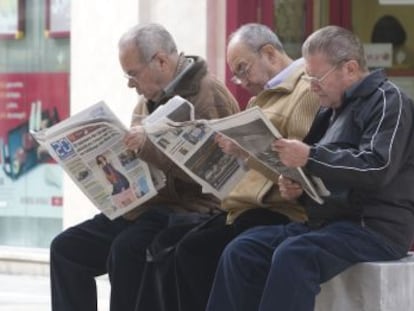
left=265, top=58, right=304, bottom=89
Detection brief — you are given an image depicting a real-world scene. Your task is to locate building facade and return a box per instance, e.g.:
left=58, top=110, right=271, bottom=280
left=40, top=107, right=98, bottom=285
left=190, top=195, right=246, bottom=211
left=1, top=0, right=413, bottom=252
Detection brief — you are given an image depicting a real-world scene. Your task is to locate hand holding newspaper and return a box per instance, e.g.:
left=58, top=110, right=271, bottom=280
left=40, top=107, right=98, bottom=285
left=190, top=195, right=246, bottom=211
left=143, top=96, right=247, bottom=200
left=145, top=96, right=329, bottom=204
left=206, top=106, right=330, bottom=204
left=31, top=101, right=165, bottom=220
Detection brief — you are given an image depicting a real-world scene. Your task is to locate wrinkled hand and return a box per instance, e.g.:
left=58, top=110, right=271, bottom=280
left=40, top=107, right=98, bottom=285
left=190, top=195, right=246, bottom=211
left=271, top=138, right=310, bottom=167
left=278, top=175, right=303, bottom=201
left=124, top=125, right=147, bottom=151
left=215, top=133, right=248, bottom=159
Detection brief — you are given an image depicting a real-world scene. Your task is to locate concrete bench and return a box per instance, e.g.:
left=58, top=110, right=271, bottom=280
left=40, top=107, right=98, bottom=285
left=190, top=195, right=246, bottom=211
left=315, top=252, right=414, bottom=311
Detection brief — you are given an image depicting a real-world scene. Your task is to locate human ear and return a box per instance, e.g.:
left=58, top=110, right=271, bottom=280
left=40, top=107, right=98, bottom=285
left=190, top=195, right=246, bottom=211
left=344, top=60, right=359, bottom=76
left=152, top=52, right=169, bottom=71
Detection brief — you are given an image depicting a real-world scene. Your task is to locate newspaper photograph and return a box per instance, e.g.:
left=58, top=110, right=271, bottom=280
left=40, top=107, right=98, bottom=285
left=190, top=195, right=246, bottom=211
left=144, top=96, right=247, bottom=199
left=208, top=106, right=329, bottom=204
left=31, top=101, right=163, bottom=219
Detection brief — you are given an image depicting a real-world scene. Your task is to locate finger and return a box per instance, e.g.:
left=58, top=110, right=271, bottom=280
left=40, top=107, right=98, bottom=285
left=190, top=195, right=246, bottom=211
left=214, top=134, right=222, bottom=143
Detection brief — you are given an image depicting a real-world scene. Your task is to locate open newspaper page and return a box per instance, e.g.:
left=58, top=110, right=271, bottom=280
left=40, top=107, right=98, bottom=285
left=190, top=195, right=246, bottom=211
left=207, top=106, right=329, bottom=204
left=143, top=96, right=247, bottom=200
left=31, top=101, right=164, bottom=220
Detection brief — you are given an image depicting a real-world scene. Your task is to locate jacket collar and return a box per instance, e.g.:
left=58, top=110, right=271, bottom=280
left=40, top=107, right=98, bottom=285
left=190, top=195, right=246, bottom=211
left=343, top=69, right=387, bottom=102
left=147, top=54, right=207, bottom=112
left=329, top=69, right=387, bottom=117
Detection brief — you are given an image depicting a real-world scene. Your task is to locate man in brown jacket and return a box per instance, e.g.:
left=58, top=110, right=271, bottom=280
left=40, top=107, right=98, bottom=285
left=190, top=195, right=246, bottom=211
left=49, top=23, right=239, bottom=311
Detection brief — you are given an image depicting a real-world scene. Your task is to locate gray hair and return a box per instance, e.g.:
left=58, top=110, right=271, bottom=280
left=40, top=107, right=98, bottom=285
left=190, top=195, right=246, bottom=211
left=229, top=23, right=285, bottom=53
left=119, top=23, right=178, bottom=63
left=302, top=25, right=367, bottom=70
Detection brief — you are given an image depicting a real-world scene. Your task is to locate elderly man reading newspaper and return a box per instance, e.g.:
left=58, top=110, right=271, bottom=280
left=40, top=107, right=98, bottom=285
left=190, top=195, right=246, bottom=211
left=49, top=22, right=238, bottom=311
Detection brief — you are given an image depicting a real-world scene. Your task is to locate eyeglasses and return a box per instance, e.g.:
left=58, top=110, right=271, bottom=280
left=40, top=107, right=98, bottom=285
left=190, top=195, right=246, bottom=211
left=302, top=65, right=338, bottom=86
left=230, top=43, right=269, bottom=85
left=123, top=63, right=150, bottom=82
left=230, top=62, right=253, bottom=85
left=123, top=53, right=157, bottom=82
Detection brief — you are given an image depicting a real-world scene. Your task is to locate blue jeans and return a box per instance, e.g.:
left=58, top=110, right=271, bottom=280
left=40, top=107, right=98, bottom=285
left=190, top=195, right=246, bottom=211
left=206, top=221, right=404, bottom=311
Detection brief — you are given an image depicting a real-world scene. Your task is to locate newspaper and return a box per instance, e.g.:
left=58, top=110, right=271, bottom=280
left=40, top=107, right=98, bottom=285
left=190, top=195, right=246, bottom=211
left=207, top=106, right=330, bottom=204
left=146, top=96, right=329, bottom=204
left=31, top=101, right=165, bottom=220
left=143, top=96, right=247, bottom=200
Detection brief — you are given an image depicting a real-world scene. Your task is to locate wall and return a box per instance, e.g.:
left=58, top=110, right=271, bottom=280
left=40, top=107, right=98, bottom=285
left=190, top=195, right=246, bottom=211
left=138, top=0, right=207, bottom=59
left=207, top=0, right=227, bottom=81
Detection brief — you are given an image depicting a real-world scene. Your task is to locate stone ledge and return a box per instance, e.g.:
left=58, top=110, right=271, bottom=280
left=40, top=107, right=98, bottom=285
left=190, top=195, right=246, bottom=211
left=315, top=252, right=414, bottom=311
left=0, top=246, right=49, bottom=276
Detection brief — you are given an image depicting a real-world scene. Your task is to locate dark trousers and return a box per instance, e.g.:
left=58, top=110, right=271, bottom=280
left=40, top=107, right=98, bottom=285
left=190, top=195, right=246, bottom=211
left=136, top=223, right=197, bottom=311
left=135, top=208, right=290, bottom=311
left=206, top=221, right=405, bottom=311
left=50, top=207, right=172, bottom=311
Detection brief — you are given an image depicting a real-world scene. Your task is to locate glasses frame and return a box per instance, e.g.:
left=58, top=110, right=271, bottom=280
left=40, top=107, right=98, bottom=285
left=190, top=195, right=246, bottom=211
left=230, top=43, right=269, bottom=85
left=302, top=63, right=342, bottom=86
left=230, top=62, right=253, bottom=85
left=123, top=53, right=158, bottom=82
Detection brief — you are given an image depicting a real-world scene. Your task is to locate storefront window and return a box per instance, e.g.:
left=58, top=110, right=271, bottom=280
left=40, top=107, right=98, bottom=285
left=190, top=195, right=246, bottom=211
left=351, top=0, right=414, bottom=98
left=0, top=0, right=70, bottom=248
left=352, top=0, right=414, bottom=70
left=273, top=0, right=330, bottom=58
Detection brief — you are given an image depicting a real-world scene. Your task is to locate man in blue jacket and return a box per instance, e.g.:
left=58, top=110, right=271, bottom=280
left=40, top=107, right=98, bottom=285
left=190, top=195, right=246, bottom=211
left=206, top=25, right=414, bottom=311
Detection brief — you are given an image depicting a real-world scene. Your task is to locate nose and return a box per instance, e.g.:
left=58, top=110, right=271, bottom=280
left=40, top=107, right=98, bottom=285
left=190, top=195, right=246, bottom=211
left=127, top=78, right=137, bottom=88
left=238, top=77, right=250, bottom=88
left=239, top=81, right=248, bottom=89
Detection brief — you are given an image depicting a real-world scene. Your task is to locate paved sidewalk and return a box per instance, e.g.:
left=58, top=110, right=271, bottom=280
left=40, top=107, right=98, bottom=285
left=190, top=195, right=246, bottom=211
left=0, top=273, right=109, bottom=311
